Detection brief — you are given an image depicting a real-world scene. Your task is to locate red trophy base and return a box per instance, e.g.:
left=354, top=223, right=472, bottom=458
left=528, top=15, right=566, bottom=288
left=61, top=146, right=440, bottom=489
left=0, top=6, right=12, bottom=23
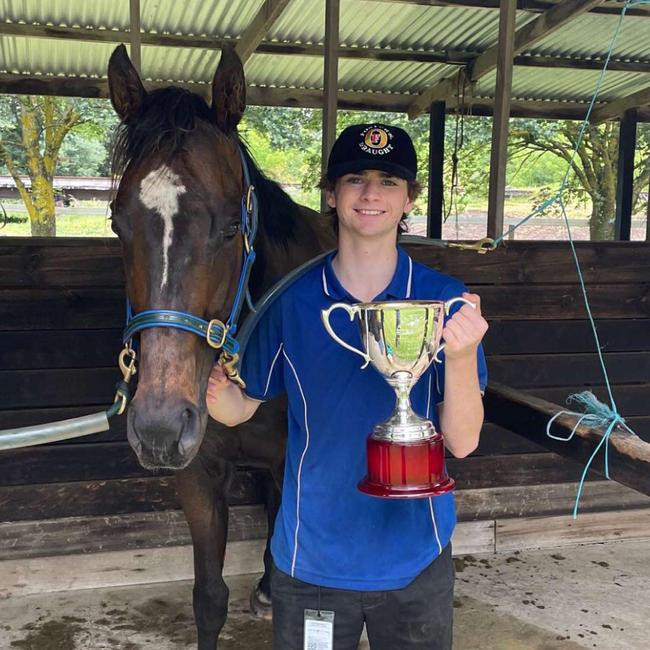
left=358, top=435, right=455, bottom=499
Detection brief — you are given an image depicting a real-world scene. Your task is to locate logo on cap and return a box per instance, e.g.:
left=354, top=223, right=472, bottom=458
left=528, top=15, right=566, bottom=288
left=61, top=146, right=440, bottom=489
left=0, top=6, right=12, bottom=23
left=359, top=126, right=394, bottom=156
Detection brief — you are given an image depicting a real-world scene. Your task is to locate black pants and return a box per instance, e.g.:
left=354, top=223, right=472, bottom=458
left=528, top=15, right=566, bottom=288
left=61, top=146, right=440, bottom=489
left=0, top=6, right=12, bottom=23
left=270, top=544, right=454, bottom=650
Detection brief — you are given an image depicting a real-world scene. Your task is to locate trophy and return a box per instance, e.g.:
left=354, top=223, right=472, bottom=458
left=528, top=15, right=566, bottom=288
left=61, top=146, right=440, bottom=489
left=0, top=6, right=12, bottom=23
left=321, top=298, right=473, bottom=498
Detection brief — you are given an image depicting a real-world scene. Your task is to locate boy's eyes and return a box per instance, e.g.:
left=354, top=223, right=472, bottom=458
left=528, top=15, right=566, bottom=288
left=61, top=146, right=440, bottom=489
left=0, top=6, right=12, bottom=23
left=345, top=176, right=398, bottom=186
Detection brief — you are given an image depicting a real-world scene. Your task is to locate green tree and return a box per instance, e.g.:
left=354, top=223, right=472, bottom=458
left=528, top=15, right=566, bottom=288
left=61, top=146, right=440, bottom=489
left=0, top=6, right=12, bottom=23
left=0, top=96, right=117, bottom=236
left=510, top=119, right=650, bottom=239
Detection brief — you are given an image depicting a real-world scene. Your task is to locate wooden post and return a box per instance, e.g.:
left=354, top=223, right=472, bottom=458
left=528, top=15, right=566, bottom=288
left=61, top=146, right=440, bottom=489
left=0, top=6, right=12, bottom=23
left=321, top=0, right=339, bottom=213
left=486, top=0, right=516, bottom=240
left=615, top=109, right=637, bottom=241
left=129, top=0, right=142, bottom=75
left=646, top=177, right=650, bottom=242
left=427, top=102, right=446, bottom=239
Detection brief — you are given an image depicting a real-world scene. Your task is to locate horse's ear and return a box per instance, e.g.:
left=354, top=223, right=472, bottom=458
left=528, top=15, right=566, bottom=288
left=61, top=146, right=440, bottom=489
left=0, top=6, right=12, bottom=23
left=211, top=46, right=246, bottom=132
left=108, top=44, right=146, bottom=122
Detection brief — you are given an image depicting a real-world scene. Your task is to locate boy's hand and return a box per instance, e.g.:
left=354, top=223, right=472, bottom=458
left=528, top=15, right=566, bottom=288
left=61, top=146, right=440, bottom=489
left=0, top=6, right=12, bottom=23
left=442, top=292, right=488, bottom=360
left=206, top=361, right=232, bottom=403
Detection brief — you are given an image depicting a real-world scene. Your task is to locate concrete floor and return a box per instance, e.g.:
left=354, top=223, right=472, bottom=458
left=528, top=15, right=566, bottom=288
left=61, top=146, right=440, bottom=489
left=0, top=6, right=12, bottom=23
left=0, top=540, right=648, bottom=650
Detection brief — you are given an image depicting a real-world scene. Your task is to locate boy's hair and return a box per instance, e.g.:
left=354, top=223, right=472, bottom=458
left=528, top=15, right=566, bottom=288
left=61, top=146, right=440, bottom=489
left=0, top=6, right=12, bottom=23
left=318, top=175, right=423, bottom=236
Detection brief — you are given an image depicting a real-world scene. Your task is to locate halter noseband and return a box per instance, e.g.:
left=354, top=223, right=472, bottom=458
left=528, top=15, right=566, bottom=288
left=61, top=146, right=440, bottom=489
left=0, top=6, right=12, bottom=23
left=116, top=147, right=258, bottom=407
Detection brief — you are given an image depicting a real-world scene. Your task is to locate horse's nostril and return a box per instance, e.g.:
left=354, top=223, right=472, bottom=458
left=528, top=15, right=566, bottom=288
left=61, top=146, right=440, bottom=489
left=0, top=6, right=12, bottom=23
left=178, top=407, right=198, bottom=456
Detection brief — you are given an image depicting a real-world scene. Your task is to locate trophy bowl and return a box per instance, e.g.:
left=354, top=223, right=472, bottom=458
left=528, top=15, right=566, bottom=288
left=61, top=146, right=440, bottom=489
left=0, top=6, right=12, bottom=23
left=321, top=298, right=472, bottom=498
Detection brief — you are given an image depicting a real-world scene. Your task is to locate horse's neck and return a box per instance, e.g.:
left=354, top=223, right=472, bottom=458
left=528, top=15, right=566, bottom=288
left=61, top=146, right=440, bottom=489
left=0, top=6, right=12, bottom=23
left=255, top=205, right=334, bottom=296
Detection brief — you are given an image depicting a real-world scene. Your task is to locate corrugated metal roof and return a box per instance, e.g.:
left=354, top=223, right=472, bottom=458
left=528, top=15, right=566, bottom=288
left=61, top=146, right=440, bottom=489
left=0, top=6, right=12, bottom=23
left=1, top=0, right=650, bottom=116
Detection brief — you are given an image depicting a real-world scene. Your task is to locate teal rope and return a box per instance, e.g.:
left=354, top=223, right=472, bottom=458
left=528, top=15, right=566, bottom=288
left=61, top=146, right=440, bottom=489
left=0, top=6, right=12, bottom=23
left=546, top=392, right=636, bottom=519
left=488, top=0, right=648, bottom=516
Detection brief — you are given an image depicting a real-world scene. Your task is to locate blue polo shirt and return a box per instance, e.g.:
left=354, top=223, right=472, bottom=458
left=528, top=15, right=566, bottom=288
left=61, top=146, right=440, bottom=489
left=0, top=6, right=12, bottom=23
left=240, top=246, right=487, bottom=590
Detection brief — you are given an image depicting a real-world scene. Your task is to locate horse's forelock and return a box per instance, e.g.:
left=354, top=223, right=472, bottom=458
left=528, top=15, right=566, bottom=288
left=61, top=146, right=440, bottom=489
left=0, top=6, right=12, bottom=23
left=110, top=87, right=220, bottom=181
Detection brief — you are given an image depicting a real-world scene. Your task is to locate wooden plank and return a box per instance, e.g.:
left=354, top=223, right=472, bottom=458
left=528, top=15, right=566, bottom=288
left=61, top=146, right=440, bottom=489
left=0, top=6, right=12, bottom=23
left=0, top=288, right=124, bottom=330
left=0, top=329, right=122, bottom=369
left=484, top=382, right=650, bottom=497
left=0, top=368, right=117, bottom=408
left=615, top=109, right=637, bottom=241
left=488, top=351, right=650, bottom=388
left=3, top=240, right=650, bottom=289
left=234, top=0, right=292, bottom=64
left=485, top=319, right=650, bottom=354
left=476, top=283, right=650, bottom=320
left=528, top=384, right=650, bottom=417
left=487, top=0, right=517, bottom=239
left=0, top=506, right=266, bottom=561
left=0, top=472, right=265, bottom=521
left=0, top=540, right=266, bottom=598
left=451, top=520, right=495, bottom=555
left=496, top=507, right=650, bottom=552
left=456, top=480, right=650, bottom=521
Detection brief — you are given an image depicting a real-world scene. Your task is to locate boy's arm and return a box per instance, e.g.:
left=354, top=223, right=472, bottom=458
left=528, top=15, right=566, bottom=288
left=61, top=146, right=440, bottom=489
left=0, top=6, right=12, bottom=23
left=437, top=293, right=488, bottom=458
left=206, top=363, right=262, bottom=427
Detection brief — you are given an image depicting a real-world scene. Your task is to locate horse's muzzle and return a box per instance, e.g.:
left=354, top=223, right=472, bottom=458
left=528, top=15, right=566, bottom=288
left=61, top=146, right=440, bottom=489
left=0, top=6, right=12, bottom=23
left=127, top=398, right=206, bottom=470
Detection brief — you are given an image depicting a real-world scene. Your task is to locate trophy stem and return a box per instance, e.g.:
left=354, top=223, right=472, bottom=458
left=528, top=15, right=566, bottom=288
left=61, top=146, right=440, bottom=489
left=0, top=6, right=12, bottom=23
left=374, top=371, right=437, bottom=443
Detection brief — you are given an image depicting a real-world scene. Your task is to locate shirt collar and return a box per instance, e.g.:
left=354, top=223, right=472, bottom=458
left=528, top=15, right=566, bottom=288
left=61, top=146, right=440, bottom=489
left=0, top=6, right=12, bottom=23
left=322, top=245, right=413, bottom=302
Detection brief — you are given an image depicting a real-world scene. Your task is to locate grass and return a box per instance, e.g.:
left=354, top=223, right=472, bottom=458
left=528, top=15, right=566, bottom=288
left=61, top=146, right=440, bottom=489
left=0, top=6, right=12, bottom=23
left=0, top=213, right=116, bottom=237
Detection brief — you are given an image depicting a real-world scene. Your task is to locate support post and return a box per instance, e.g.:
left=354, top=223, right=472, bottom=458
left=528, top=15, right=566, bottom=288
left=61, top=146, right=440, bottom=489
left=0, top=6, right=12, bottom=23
left=321, top=0, right=340, bottom=212
left=427, top=101, right=446, bottom=239
left=647, top=177, right=650, bottom=242
left=486, top=0, right=516, bottom=239
left=615, top=109, right=637, bottom=241
left=129, top=0, right=142, bottom=75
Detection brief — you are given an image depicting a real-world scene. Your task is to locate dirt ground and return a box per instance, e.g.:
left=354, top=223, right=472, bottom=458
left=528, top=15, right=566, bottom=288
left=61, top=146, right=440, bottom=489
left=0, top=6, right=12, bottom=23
left=1, top=539, right=648, bottom=649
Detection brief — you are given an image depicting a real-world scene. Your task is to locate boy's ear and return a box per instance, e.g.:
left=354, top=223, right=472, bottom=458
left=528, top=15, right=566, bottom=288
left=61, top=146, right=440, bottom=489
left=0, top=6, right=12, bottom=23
left=326, top=189, right=336, bottom=209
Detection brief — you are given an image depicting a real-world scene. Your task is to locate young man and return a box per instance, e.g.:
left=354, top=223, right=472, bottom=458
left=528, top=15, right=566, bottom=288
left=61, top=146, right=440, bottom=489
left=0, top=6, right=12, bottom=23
left=207, top=123, right=488, bottom=650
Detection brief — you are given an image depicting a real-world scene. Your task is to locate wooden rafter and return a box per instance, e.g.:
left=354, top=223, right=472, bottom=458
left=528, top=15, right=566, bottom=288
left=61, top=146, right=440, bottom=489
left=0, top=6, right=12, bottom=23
left=234, top=0, right=292, bottom=64
left=378, top=0, right=650, bottom=17
left=3, top=22, right=650, bottom=74
left=591, top=84, right=650, bottom=124
left=129, top=0, right=141, bottom=75
left=407, top=0, right=604, bottom=119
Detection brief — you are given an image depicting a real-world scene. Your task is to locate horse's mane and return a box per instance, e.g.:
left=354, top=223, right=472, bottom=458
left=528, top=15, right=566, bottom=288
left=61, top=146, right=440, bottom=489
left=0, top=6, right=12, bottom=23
left=111, top=86, right=303, bottom=243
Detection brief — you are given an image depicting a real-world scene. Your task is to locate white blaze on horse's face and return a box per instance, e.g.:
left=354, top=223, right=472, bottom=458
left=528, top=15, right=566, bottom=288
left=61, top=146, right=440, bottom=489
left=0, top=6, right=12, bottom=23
left=139, top=165, right=187, bottom=292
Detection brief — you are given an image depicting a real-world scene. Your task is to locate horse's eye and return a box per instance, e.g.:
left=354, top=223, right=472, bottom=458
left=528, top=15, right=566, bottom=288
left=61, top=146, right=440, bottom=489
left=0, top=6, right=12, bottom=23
left=224, top=223, right=240, bottom=240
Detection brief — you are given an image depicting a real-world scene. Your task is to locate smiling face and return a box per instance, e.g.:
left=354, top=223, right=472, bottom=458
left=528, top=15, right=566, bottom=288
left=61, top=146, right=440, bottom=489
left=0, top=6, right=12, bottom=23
left=325, top=169, right=415, bottom=243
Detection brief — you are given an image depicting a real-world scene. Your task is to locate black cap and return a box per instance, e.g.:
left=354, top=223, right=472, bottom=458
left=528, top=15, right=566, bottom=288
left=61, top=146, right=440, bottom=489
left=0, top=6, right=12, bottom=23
left=326, top=123, right=417, bottom=182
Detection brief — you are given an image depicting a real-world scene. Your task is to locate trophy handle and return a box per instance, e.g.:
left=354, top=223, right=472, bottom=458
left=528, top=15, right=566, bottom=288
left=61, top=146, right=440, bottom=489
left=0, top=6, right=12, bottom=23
left=434, top=297, right=477, bottom=363
left=321, top=303, right=372, bottom=369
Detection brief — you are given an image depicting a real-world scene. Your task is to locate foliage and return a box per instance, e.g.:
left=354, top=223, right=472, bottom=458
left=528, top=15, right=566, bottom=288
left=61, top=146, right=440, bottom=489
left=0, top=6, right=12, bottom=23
left=0, top=96, right=117, bottom=235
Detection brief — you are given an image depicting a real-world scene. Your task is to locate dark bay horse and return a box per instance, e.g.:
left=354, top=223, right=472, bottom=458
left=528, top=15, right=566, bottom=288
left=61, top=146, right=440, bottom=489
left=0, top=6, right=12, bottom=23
left=107, top=44, right=333, bottom=649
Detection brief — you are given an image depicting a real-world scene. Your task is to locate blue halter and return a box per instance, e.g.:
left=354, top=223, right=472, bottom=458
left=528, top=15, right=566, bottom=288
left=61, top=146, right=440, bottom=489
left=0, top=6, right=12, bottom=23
left=122, top=147, right=258, bottom=360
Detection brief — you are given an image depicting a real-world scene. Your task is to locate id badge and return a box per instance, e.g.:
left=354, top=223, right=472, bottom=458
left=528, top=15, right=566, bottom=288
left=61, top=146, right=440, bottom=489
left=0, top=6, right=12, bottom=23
left=304, top=609, right=334, bottom=650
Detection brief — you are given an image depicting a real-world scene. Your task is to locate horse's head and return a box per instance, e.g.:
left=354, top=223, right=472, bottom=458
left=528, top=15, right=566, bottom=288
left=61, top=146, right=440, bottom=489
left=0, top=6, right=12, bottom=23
left=108, top=44, right=249, bottom=470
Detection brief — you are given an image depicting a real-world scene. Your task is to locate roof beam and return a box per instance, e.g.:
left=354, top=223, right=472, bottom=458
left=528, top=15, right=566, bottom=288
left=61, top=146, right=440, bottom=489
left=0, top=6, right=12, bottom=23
left=234, top=0, right=292, bottom=64
left=3, top=22, right=650, bottom=74
left=407, top=0, right=604, bottom=119
left=3, top=72, right=650, bottom=122
left=376, top=0, right=650, bottom=17
left=591, top=83, right=650, bottom=123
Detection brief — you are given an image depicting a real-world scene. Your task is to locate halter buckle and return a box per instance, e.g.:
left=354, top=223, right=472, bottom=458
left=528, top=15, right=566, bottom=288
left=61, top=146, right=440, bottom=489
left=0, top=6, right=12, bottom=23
left=246, top=185, right=255, bottom=215
left=207, top=319, right=228, bottom=349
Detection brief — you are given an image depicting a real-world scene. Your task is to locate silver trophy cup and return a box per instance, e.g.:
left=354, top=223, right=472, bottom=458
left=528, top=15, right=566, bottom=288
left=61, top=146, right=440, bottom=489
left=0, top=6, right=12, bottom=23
left=321, top=298, right=473, bottom=498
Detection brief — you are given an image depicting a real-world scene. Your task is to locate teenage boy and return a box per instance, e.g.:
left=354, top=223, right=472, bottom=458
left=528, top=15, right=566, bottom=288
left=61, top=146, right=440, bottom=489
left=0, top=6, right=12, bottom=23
left=207, top=123, right=488, bottom=650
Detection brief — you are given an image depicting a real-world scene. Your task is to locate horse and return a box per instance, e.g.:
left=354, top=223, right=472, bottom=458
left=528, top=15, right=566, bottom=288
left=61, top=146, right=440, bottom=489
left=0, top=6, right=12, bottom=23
left=107, top=44, right=334, bottom=649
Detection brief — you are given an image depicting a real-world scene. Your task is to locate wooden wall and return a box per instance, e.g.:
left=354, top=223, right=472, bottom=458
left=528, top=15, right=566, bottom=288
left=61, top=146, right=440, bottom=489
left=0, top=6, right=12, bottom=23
left=1, top=238, right=649, bottom=550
